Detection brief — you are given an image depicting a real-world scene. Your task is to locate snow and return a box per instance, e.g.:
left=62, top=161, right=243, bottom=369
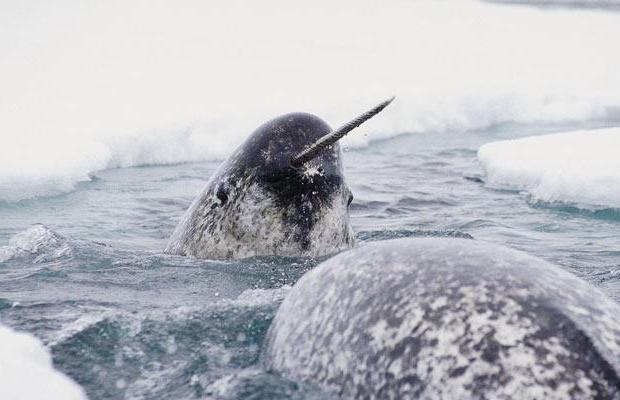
left=1, top=0, right=620, bottom=202
left=478, top=127, right=620, bottom=208
left=0, top=324, right=87, bottom=400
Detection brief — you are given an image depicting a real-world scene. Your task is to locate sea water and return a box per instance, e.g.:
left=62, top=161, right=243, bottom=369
left=1, top=0, right=620, bottom=398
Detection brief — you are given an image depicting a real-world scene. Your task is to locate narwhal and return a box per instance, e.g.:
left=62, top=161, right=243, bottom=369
left=165, top=98, right=394, bottom=260
left=264, top=238, right=620, bottom=399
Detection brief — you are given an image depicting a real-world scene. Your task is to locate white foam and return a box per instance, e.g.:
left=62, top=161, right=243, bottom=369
left=1, top=0, right=620, bottom=201
left=0, top=224, right=71, bottom=263
left=0, top=324, right=87, bottom=400
left=234, top=286, right=291, bottom=307
left=478, top=127, right=620, bottom=207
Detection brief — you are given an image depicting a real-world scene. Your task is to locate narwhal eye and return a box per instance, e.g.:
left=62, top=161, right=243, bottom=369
left=216, top=185, right=229, bottom=205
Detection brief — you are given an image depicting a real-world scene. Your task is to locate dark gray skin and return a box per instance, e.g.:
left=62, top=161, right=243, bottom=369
left=165, top=113, right=354, bottom=260
left=264, top=238, right=620, bottom=399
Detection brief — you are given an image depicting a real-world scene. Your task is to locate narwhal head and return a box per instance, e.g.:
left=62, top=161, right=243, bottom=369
left=165, top=98, right=394, bottom=259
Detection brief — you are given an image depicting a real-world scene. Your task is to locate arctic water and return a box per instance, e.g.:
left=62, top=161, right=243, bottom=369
left=1, top=120, right=619, bottom=399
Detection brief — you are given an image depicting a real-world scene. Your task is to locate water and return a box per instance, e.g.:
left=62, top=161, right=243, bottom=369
left=1, top=120, right=619, bottom=399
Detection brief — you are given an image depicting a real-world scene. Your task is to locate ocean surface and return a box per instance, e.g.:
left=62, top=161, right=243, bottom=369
left=1, top=0, right=620, bottom=398
left=1, top=120, right=620, bottom=399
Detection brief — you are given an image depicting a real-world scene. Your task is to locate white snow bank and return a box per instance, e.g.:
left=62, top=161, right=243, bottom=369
left=1, top=0, right=620, bottom=201
left=478, top=128, right=620, bottom=207
left=0, top=324, right=87, bottom=400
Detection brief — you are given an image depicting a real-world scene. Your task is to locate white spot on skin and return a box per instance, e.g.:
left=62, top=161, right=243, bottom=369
left=303, top=164, right=324, bottom=182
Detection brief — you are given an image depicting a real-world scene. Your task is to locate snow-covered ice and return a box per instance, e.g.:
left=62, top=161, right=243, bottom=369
left=1, top=0, right=620, bottom=201
left=0, top=324, right=86, bottom=400
left=478, top=128, right=620, bottom=208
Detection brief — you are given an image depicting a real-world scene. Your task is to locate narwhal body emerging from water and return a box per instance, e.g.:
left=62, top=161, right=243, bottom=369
left=165, top=98, right=394, bottom=260
left=264, top=238, right=620, bottom=399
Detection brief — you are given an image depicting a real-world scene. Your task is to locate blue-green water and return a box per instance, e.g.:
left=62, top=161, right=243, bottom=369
left=1, top=123, right=619, bottom=399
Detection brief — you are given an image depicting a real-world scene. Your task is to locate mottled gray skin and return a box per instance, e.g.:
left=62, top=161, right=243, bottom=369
left=264, top=238, right=620, bottom=399
left=165, top=113, right=354, bottom=260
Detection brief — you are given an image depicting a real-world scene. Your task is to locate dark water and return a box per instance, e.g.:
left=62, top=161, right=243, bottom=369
left=1, top=123, right=619, bottom=399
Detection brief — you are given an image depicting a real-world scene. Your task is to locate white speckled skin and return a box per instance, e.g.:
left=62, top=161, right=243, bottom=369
left=165, top=176, right=352, bottom=260
left=165, top=113, right=354, bottom=260
left=264, top=238, right=620, bottom=399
